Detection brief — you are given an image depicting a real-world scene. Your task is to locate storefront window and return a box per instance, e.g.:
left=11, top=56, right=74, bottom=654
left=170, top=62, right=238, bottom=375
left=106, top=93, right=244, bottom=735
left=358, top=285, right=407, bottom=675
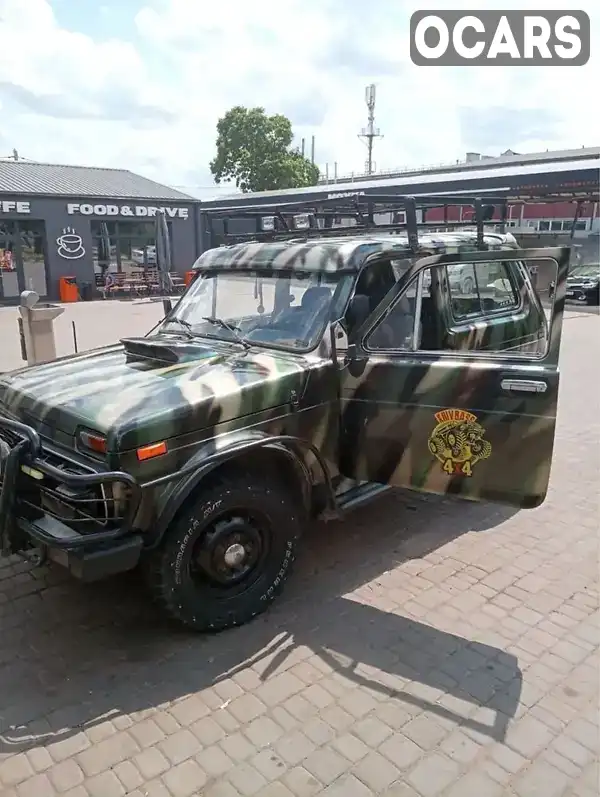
left=0, top=222, right=18, bottom=299
left=0, top=220, right=48, bottom=301
left=19, top=220, right=48, bottom=296
left=91, top=220, right=171, bottom=274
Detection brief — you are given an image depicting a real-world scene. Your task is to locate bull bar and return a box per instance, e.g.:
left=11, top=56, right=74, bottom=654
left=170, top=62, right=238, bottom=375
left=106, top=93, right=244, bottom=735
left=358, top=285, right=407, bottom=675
left=0, top=416, right=144, bottom=581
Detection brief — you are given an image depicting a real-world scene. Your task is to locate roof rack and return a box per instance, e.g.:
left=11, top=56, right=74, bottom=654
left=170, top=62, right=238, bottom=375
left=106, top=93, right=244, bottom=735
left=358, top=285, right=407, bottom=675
left=202, top=190, right=600, bottom=252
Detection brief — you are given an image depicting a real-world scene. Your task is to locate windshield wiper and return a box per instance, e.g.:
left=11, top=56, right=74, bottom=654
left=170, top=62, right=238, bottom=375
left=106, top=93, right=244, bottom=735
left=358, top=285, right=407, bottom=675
left=164, top=317, right=194, bottom=337
left=202, top=317, right=251, bottom=349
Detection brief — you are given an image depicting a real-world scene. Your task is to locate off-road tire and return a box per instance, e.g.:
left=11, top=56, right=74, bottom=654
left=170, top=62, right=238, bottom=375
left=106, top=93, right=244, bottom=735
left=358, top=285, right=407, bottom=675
left=143, top=473, right=301, bottom=632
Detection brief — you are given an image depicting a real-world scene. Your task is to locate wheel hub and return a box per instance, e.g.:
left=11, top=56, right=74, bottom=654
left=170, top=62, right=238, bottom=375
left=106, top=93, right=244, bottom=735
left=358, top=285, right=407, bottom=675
left=223, top=542, right=247, bottom=568
left=193, top=514, right=266, bottom=588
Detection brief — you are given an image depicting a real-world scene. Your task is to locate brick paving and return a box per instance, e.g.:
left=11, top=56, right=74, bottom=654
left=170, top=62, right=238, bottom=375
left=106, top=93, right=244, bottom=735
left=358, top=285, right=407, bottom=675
left=0, top=308, right=598, bottom=797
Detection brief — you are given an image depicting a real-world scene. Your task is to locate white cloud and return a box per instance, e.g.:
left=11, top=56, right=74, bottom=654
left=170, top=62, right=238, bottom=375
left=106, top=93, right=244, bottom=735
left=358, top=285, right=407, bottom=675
left=0, top=0, right=598, bottom=196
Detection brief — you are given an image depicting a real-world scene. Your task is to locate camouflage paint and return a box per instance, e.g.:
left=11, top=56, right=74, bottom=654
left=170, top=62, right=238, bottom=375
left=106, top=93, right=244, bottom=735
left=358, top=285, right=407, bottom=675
left=0, top=337, right=309, bottom=451
left=337, top=245, right=569, bottom=509
left=192, top=229, right=525, bottom=274
left=0, top=230, right=570, bottom=553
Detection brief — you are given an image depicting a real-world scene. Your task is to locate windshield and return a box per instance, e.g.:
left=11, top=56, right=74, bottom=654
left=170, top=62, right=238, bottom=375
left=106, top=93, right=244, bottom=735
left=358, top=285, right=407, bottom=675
left=161, top=269, right=351, bottom=351
left=569, top=264, right=600, bottom=278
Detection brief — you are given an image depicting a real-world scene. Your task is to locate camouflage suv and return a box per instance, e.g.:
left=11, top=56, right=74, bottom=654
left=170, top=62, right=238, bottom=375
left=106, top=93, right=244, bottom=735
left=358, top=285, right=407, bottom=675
left=0, top=200, right=570, bottom=632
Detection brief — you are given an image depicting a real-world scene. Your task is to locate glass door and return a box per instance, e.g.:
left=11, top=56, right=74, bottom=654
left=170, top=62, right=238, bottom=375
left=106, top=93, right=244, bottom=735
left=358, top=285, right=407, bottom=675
left=19, top=220, right=49, bottom=296
left=0, top=221, right=19, bottom=301
left=0, top=220, right=49, bottom=304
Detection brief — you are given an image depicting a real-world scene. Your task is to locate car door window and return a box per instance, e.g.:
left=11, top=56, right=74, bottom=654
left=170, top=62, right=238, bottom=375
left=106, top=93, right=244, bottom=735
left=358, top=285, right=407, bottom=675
left=447, top=261, right=520, bottom=321
left=343, top=258, right=400, bottom=340
left=366, top=259, right=548, bottom=357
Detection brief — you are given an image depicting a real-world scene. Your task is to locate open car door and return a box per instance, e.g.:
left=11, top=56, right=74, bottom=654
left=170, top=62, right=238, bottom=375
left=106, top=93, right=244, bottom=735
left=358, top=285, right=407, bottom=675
left=338, top=247, right=569, bottom=509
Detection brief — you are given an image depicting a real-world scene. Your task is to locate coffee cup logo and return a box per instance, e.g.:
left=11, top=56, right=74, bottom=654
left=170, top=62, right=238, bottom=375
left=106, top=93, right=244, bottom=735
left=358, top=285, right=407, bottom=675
left=57, top=226, right=85, bottom=259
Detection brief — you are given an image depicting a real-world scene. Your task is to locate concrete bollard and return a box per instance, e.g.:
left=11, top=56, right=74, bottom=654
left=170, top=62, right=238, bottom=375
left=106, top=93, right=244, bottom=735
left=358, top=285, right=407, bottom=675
left=17, top=290, right=65, bottom=366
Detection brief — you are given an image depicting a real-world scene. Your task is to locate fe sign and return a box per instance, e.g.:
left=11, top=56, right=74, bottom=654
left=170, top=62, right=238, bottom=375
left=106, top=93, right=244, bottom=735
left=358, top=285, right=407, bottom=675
left=0, top=200, right=31, bottom=214
left=410, top=10, right=590, bottom=66
left=67, top=203, right=189, bottom=220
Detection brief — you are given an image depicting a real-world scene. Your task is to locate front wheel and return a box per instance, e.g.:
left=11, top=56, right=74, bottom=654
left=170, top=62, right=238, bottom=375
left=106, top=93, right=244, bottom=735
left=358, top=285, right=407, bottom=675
left=144, top=473, right=301, bottom=631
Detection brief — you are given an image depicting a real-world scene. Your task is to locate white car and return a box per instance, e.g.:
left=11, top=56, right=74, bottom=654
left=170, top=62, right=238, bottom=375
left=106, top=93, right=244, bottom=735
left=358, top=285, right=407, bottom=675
left=132, top=246, right=157, bottom=266
left=446, top=264, right=476, bottom=294
left=420, top=266, right=476, bottom=294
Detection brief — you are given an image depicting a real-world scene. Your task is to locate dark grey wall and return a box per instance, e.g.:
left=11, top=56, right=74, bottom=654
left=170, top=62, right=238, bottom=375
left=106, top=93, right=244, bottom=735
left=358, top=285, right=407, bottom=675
left=1, top=196, right=197, bottom=300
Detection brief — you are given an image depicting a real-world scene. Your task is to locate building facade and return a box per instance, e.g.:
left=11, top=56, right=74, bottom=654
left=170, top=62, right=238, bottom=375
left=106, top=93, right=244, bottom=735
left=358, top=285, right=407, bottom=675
left=0, top=161, right=197, bottom=304
left=2, top=150, right=597, bottom=306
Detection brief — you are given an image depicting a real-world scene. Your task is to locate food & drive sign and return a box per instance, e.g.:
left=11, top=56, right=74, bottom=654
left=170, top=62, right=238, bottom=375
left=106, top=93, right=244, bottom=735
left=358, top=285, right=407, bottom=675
left=67, top=203, right=189, bottom=220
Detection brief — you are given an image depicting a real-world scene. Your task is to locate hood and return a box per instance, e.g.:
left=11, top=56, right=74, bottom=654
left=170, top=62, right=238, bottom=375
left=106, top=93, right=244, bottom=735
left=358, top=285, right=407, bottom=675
left=568, top=267, right=600, bottom=283
left=0, top=335, right=308, bottom=451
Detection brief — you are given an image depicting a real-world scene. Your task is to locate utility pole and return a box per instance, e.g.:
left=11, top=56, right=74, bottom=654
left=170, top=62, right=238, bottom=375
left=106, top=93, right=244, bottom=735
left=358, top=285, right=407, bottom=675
left=358, top=84, right=383, bottom=175
left=1, top=149, right=23, bottom=161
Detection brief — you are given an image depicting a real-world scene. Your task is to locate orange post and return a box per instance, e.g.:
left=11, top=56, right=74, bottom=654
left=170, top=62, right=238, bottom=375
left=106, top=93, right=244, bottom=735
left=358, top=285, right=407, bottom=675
left=184, top=270, right=195, bottom=287
left=59, top=276, right=79, bottom=303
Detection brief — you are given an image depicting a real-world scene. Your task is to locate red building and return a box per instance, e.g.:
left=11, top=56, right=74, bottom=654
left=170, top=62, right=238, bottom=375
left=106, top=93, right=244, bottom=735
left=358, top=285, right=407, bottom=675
left=422, top=198, right=598, bottom=234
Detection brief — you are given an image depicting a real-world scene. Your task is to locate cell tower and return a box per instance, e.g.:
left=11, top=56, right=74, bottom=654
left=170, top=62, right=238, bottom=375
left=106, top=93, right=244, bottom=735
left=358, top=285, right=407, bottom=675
left=358, top=84, right=383, bottom=175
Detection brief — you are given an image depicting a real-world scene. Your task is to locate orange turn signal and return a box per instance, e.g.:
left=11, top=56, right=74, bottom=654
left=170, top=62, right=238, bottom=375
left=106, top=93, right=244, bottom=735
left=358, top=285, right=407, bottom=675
left=79, top=431, right=107, bottom=454
left=136, top=441, right=168, bottom=461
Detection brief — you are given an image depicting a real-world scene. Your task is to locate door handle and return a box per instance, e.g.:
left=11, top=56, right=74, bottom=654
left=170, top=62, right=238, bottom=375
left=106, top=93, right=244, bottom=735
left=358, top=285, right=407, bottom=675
left=501, top=379, right=547, bottom=394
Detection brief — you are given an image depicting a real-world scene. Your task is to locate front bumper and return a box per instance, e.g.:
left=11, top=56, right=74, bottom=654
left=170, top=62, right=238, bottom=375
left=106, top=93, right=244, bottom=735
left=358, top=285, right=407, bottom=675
left=565, top=283, right=600, bottom=304
left=0, top=416, right=144, bottom=581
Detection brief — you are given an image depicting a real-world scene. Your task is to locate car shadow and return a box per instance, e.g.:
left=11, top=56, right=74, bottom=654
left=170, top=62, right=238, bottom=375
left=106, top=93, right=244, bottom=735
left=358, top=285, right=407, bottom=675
left=0, top=489, right=522, bottom=754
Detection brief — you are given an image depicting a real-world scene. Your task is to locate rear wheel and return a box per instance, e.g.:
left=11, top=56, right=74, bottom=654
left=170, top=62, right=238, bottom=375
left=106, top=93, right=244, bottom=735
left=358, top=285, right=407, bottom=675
left=144, top=473, right=301, bottom=631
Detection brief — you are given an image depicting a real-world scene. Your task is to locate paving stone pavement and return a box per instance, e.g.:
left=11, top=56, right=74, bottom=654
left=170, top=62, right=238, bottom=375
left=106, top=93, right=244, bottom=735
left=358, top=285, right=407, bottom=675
left=0, top=308, right=598, bottom=797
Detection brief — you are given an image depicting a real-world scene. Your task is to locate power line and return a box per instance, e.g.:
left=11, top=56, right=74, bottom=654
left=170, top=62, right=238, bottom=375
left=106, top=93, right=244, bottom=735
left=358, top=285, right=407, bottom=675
left=357, top=84, right=383, bottom=176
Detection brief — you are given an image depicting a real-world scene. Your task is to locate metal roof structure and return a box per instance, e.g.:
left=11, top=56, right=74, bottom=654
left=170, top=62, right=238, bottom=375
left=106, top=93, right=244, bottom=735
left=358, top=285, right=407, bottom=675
left=318, top=146, right=600, bottom=185
left=201, top=190, right=599, bottom=255
left=205, top=153, right=600, bottom=206
left=0, top=160, right=194, bottom=200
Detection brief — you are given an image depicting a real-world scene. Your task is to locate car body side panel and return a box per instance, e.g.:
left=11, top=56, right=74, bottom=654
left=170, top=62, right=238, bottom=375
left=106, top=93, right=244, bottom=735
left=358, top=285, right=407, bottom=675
left=133, top=396, right=339, bottom=542
left=339, top=355, right=559, bottom=508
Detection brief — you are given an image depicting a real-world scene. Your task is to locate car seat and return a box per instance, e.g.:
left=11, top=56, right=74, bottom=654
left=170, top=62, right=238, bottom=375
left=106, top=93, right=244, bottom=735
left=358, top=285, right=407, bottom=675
left=368, top=294, right=414, bottom=349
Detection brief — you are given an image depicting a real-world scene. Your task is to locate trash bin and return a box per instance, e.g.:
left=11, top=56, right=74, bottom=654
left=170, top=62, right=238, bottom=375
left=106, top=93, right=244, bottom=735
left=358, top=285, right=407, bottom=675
left=184, top=270, right=196, bottom=287
left=80, top=281, right=93, bottom=301
left=59, top=276, right=79, bottom=303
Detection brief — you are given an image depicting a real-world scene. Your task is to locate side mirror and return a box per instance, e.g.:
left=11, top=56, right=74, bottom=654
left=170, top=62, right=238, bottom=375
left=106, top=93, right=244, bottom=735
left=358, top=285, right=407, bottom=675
left=344, top=342, right=368, bottom=377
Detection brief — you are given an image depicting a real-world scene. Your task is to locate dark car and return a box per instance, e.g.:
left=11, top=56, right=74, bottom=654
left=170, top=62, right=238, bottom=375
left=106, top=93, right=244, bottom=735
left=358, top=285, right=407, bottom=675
left=565, top=263, right=600, bottom=305
left=0, top=200, right=571, bottom=632
left=549, top=263, right=600, bottom=305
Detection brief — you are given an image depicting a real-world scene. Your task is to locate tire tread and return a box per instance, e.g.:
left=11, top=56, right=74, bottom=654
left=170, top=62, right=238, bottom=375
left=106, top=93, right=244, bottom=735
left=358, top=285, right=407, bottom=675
left=143, top=471, right=300, bottom=632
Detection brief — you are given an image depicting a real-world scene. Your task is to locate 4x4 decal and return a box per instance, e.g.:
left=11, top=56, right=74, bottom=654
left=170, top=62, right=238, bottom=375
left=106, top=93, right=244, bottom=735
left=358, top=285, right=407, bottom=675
left=428, top=408, right=492, bottom=477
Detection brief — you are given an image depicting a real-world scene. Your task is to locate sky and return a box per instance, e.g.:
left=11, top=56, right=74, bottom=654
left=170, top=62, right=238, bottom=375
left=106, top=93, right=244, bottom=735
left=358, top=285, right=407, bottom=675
left=0, top=0, right=598, bottom=199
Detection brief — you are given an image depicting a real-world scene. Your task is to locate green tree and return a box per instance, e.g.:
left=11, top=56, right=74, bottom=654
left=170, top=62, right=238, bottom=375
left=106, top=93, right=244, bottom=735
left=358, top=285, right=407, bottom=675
left=209, top=106, right=320, bottom=192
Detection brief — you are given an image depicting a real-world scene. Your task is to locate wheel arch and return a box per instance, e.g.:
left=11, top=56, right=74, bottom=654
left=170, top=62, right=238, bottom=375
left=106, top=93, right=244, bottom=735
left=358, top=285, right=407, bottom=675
left=148, top=433, right=333, bottom=550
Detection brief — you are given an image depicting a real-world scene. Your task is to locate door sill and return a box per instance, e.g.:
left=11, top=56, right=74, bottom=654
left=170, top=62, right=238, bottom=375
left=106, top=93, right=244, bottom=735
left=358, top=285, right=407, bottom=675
left=320, top=480, right=393, bottom=520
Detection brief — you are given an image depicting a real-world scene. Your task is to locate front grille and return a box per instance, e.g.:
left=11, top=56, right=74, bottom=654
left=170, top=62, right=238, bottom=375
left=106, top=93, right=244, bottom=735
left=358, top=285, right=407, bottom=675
left=0, top=426, right=131, bottom=533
